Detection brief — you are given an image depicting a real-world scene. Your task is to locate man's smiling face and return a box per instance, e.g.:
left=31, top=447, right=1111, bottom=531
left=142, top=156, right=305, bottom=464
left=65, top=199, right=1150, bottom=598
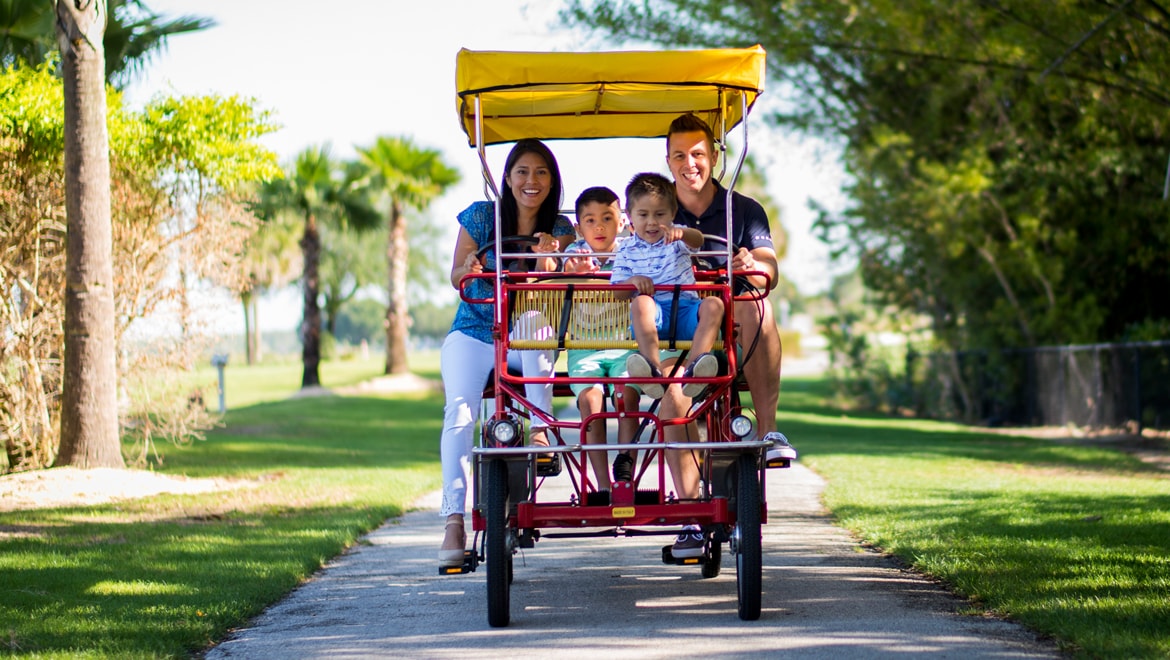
left=667, top=130, right=716, bottom=198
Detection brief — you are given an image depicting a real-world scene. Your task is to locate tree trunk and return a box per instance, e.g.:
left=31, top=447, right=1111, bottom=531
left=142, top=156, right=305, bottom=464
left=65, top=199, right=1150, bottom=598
left=54, top=0, right=123, bottom=469
left=384, top=203, right=410, bottom=374
left=301, top=213, right=321, bottom=387
left=242, top=291, right=255, bottom=365
left=178, top=264, right=191, bottom=339
left=251, top=295, right=263, bottom=364
left=325, top=298, right=338, bottom=336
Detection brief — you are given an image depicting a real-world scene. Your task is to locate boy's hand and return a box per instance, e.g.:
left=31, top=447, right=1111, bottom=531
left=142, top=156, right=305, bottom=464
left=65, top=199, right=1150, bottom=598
left=564, top=254, right=599, bottom=273
left=627, top=275, right=654, bottom=296
left=663, top=227, right=686, bottom=244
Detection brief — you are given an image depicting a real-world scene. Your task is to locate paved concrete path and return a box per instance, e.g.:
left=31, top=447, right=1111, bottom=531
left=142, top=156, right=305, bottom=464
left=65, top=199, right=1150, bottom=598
left=206, top=461, right=1059, bottom=659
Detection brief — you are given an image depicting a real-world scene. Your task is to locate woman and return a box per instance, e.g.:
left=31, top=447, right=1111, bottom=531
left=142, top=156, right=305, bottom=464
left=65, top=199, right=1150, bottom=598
left=438, top=139, right=574, bottom=565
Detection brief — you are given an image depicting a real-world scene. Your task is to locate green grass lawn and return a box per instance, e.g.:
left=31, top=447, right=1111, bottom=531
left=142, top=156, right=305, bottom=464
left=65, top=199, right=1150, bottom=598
left=778, top=376, right=1170, bottom=659
left=194, top=354, right=404, bottom=409
left=2, top=361, right=1167, bottom=658
left=0, top=355, right=443, bottom=658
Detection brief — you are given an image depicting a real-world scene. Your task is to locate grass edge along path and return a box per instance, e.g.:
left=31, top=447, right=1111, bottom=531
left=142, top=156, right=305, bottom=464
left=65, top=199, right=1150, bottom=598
left=3, top=363, right=1167, bottom=658
left=0, top=359, right=443, bottom=659
left=779, top=376, right=1170, bottom=659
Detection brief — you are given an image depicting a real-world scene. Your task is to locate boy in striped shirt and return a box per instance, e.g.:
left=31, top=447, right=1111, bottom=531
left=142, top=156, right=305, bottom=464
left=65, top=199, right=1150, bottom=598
left=612, top=172, right=723, bottom=400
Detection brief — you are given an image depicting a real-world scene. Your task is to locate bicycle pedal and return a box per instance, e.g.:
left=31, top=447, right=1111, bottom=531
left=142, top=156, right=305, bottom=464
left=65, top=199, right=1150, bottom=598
left=437, top=550, right=478, bottom=575
left=660, top=545, right=704, bottom=566
left=585, top=490, right=611, bottom=506
left=765, top=456, right=791, bottom=469
left=634, top=489, right=659, bottom=505
left=536, top=453, right=561, bottom=477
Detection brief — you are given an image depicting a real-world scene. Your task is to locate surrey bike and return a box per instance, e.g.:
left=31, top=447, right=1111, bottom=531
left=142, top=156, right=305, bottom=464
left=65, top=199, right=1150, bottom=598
left=444, top=46, right=792, bottom=627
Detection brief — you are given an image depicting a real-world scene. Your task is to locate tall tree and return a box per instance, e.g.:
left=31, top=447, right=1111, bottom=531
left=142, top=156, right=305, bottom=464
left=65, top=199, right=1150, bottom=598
left=53, top=0, right=120, bottom=467
left=353, top=136, right=459, bottom=374
left=258, top=147, right=337, bottom=388
left=1, top=0, right=211, bottom=88
left=0, top=0, right=55, bottom=68
left=100, top=0, right=212, bottom=88
left=3, top=61, right=279, bottom=470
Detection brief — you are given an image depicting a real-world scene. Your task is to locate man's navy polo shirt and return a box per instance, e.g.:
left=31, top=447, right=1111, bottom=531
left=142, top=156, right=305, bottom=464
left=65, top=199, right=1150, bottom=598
left=673, top=181, right=775, bottom=259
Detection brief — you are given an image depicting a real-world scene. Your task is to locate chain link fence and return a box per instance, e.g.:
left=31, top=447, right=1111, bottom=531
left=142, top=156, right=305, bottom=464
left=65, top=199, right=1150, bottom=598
left=907, top=341, right=1170, bottom=431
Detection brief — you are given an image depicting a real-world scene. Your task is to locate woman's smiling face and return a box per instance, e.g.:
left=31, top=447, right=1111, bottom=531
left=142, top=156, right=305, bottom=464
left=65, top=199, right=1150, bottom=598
left=505, top=151, right=552, bottom=215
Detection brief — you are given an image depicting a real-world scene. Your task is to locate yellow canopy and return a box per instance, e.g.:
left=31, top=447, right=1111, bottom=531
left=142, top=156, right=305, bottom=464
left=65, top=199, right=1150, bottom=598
left=455, top=46, right=766, bottom=146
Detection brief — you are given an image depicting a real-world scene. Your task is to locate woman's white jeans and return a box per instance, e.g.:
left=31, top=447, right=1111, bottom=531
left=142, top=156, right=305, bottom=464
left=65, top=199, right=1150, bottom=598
left=439, top=325, right=555, bottom=517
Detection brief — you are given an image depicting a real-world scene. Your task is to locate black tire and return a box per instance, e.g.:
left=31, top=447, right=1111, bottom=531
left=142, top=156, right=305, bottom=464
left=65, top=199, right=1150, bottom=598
left=701, top=535, right=723, bottom=579
left=485, top=459, right=511, bottom=627
left=735, top=453, right=762, bottom=620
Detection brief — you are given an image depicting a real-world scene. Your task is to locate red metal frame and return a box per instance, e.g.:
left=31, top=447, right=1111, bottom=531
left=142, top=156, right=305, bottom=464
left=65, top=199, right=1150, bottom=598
left=463, top=268, right=772, bottom=535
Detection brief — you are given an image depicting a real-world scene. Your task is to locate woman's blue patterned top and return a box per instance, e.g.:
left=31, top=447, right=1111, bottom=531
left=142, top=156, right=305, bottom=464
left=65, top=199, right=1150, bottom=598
left=448, top=201, right=573, bottom=344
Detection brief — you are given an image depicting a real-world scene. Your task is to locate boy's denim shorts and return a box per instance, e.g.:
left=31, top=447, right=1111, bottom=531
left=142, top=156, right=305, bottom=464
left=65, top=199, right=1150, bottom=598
left=650, top=296, right=701, bottom=342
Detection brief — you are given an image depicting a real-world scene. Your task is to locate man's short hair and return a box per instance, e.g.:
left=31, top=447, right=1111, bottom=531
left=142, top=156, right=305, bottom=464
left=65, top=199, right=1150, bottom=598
left=667, top=113, right=716, bottom=153
left=625, top=172, right=678, bottom=214
left=574, top=186, right=619, bottom=216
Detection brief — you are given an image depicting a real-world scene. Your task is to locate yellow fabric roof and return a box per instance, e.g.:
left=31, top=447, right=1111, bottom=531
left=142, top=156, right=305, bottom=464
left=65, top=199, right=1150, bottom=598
left=455, top=46, right=766, bottom=146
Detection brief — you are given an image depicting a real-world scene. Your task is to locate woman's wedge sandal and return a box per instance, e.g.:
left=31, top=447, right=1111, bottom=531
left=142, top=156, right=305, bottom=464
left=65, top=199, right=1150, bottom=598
left=438, top=521, right=467, bottom=567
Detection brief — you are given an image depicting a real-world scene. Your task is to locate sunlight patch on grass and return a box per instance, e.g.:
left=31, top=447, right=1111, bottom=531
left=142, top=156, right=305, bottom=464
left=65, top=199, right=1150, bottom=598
left=87, top=580, right=189, bottom=596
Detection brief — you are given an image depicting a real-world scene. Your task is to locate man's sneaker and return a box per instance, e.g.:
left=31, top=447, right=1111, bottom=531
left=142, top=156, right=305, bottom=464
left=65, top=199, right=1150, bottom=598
left=764, top=431, right=797, bottom=466
left=671, top=525, right=704, bottom=559
left=612, top=452, right=635, bottom=482
left=681, top=352, right=718, bottom=399
left=626, top=353, right=664, bottom=399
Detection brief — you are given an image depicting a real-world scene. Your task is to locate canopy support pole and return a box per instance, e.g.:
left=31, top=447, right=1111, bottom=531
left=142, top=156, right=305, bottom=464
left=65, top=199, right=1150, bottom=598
left=724, top=93, right=750, bottom=274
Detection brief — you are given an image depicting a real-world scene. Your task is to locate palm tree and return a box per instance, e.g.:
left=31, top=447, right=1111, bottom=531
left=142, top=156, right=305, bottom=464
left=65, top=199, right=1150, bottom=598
left=258, top=147, right=339, bottom=388
left=101, top=0, right=213, bottom=88
left=0, top=0, right=56, bottom=69
left=53, top=0, right=121, bottom=468
left=354, top=136, right=459, bottom=374
left=1, top=0, right=212, bottom=89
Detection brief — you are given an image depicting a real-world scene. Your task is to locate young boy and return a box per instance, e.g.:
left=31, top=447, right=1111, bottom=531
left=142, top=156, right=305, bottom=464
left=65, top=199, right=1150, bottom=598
left=611, top=172, right=723, bottom=401
left=564, top=187, right=639, bottom=491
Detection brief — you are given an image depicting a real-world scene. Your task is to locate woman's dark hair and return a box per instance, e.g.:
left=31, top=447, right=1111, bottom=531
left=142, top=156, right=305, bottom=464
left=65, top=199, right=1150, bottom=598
left=499, top=138, right=563, bottom=237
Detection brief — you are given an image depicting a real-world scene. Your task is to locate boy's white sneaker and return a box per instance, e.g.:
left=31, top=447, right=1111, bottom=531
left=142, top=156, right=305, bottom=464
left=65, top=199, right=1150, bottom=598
left=626, top=353, right=664, bottom=399
left=764, top=431, right=797, bottom=465
left=681, top=352, right=718, bottom=399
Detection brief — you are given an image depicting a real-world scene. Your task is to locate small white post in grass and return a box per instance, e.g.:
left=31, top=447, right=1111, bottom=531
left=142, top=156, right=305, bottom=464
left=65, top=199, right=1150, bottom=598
left=211, top=353, right=229, bottom=413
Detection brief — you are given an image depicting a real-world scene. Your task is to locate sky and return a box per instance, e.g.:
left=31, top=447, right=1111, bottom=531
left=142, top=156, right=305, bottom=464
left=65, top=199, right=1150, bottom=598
left=127, top=0, right=848, bottom=333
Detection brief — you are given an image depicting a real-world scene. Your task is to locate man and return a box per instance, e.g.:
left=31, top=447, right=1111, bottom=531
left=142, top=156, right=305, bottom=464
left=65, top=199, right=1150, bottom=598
left=665, top=113, right=797, bottom=465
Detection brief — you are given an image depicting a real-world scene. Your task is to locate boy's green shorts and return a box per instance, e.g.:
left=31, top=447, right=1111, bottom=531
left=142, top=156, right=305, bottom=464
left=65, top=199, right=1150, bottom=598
left=566, top=348, right=683, bottom=397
